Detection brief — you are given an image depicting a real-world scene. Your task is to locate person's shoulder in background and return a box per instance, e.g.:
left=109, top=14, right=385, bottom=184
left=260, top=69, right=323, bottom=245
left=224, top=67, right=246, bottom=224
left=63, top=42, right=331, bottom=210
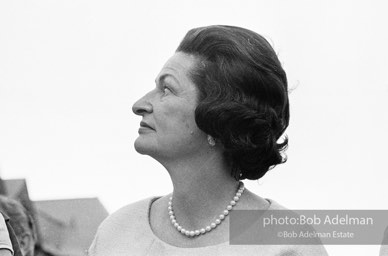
left=0, top=213, right=13, bottom=256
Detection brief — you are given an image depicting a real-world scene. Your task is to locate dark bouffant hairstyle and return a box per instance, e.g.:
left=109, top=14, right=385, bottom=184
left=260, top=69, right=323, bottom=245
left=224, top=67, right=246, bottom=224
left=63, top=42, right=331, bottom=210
left=177, top=25, right=290, bottom=180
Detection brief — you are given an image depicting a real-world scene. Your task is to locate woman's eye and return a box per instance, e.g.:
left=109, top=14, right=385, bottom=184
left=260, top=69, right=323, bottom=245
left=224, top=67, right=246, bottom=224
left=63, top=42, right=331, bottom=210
left=162, top=86, right=171, bottom=95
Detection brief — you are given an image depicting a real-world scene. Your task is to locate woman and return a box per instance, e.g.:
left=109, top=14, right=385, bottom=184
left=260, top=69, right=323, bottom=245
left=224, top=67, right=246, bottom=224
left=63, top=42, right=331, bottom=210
left=89, top=25, right=327, bottom=255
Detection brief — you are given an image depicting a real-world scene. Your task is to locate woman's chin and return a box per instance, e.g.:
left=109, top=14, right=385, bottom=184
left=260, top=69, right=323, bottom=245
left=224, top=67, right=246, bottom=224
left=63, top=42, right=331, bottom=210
left=134, top=138, right=154, bottom=155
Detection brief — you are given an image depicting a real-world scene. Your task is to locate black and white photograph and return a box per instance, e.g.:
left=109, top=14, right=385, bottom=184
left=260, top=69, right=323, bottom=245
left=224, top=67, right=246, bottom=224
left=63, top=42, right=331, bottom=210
left=1, top=1, right=387, bottom=255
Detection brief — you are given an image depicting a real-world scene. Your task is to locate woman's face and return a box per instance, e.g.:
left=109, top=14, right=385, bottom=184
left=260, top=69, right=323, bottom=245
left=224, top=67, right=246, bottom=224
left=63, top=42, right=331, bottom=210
left=132, top=52, right=208, bottom=162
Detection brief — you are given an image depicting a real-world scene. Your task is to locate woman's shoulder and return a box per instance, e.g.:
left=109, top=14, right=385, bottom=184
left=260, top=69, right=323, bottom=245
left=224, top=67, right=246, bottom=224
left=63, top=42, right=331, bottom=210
left=113, top=196, right=159, bottom=216
left=266, top=198, right=289, bottom=210
left=88, top=196, right=161, bottom=255
left=97, top=196, right=160, bottom=232
left=263, top=199, right=329, bottom=256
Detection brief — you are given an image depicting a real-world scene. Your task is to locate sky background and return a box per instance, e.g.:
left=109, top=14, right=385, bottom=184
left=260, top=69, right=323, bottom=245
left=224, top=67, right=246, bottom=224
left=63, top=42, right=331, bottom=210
left=0, top=1, right=387, bottom=255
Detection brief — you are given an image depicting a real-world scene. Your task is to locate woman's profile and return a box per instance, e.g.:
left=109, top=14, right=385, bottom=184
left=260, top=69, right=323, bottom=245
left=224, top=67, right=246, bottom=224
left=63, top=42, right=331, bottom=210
left=88, top=25, right=328, bottom=255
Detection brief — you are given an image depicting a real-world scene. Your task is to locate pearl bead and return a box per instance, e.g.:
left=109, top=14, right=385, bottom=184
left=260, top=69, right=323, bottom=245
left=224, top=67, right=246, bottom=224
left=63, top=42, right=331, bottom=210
left=169, top=182, right=244, bottom=238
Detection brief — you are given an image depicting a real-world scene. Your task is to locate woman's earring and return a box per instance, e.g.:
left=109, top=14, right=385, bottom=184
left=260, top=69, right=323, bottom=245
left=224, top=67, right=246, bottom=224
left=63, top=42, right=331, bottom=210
left=207, top=135, right=216, bottom=146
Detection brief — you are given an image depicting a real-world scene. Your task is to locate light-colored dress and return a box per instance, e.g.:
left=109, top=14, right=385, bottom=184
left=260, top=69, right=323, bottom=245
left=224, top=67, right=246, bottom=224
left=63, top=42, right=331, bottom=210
left=88, top=197, right=328, bottom=256
left=0, top=213, right=13, bottom=255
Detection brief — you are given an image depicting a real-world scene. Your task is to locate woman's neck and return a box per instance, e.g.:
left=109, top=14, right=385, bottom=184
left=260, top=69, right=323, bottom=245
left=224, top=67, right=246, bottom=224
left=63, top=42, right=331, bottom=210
left=163, top=153, right=240, bottom=230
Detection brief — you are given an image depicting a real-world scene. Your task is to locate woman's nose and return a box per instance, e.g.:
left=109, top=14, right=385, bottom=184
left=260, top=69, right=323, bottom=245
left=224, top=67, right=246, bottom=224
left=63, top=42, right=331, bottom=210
left=132, top=92, right=153, bottom=116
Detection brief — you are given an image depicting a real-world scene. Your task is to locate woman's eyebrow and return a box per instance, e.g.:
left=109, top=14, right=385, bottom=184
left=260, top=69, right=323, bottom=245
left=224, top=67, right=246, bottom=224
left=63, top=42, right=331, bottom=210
left=155, top=74, right=180, bottom=87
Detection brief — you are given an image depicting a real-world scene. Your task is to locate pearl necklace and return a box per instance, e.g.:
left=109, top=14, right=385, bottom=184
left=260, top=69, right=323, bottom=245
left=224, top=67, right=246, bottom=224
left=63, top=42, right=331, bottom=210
left=168, top=182, right=245, bottom=237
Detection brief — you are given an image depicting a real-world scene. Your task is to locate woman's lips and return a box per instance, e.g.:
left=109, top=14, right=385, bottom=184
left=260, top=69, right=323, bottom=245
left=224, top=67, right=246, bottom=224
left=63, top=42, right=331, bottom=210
left=139, top=121, right=155, bottom=131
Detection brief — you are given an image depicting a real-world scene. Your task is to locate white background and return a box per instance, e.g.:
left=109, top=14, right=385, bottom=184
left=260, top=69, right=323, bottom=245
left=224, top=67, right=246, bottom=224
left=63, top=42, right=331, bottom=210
left=1, top=1, right=387, bottom=255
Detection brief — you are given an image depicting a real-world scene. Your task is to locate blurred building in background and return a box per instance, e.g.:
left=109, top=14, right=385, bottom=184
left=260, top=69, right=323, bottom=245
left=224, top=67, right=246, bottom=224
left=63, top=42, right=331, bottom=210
left=0, top=177, right=108, bottom=256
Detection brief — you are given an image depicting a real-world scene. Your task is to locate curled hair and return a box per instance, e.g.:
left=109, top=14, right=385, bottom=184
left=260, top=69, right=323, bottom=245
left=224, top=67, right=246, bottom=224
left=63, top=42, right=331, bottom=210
left=177, top=25, right=290, bottom=180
